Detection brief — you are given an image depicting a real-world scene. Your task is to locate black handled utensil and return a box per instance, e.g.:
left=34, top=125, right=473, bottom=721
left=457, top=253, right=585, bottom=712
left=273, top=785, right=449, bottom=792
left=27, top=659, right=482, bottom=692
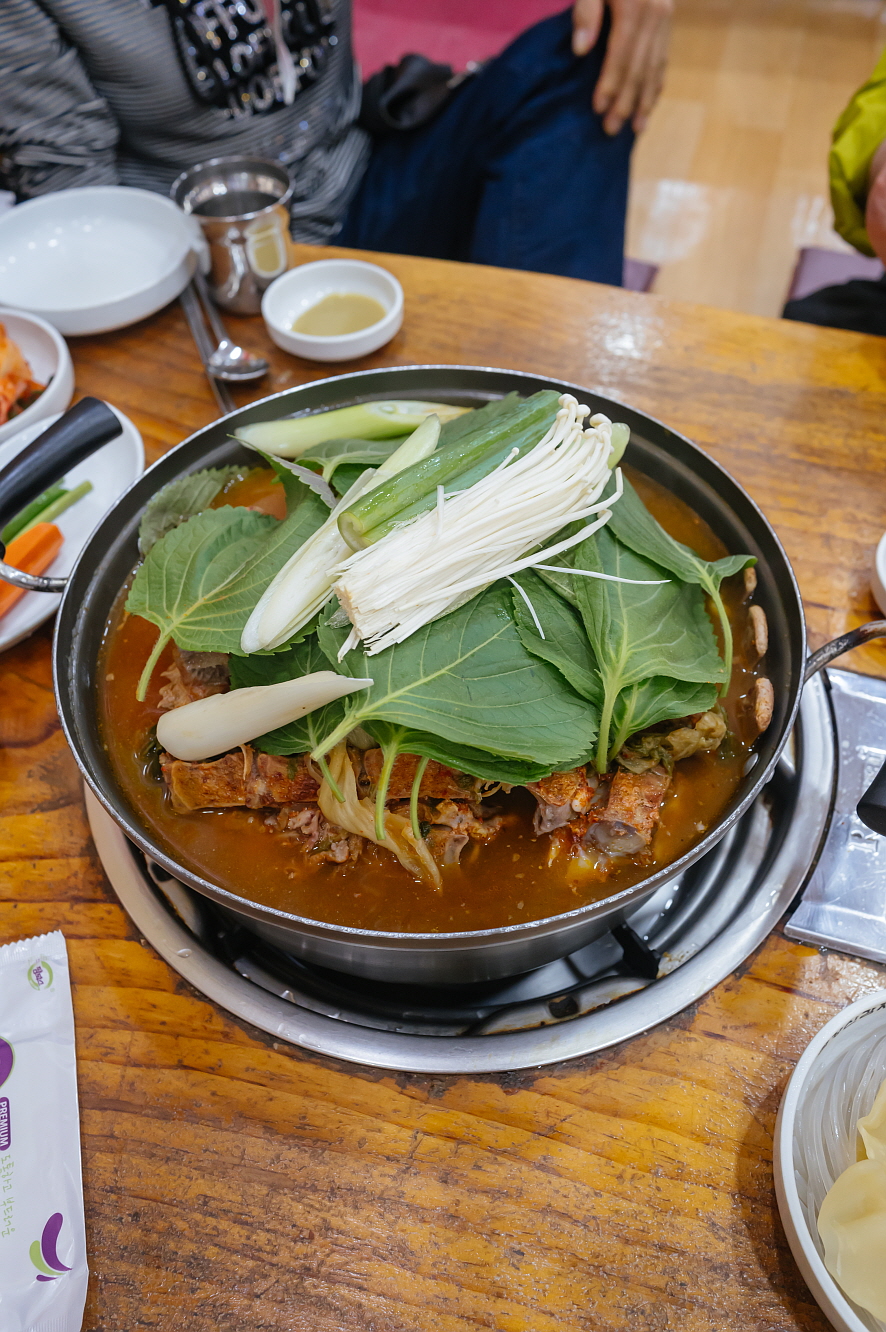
left=0, top=397, right=122, bottom=594
left=0, top=397, right=122, bottom=540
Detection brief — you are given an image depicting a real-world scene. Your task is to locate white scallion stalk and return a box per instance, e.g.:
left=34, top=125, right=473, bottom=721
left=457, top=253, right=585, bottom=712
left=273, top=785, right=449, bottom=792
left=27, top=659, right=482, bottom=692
left=233, top=400, right=465, bottom=459
left=240, top=415, right=442, bottom=653
left=156, top=673, right=372, bottom=762
left=332, top=395, right=623, bottom=656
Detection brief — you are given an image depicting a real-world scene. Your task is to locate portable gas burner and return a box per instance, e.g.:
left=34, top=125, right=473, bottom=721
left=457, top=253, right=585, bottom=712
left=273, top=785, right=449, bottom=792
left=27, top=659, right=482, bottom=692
left=85, top=668, right=885, bottom=1074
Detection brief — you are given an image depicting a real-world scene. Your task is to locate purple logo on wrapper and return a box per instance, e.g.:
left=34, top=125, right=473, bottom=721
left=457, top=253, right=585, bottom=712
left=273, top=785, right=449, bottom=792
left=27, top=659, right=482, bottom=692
left=30, top=1213, right=72, bottom=1282
left=0, top=1039, right=13, bottom=1152
left=0, top=1037, right=13, bottom=1088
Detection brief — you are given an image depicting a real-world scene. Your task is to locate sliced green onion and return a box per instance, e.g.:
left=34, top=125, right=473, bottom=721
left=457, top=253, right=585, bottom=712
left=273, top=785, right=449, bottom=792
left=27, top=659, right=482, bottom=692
left=353, top=415, right=560, bottom=546
left=338, top=413, right=441, bottom=550
left=336, top=390, right=560, bottom=549
left=233, top=400, right=468, bottom=459
left=609, top=422, right=630, bottom=466
left=18, top=480, right=93, bottom=535
left=1, top=484, right=67, bottom=545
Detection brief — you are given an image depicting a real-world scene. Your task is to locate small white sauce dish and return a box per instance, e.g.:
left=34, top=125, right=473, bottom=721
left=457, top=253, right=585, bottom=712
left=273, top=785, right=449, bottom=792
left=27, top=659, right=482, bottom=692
left=871, top=533, right=886, bottom=618
left=0, top=187, right=202, bottom=335
left=261, top=258, right=404, bottom=362
left=774, top=988, right=886, bottom=1332
left=0, top=308, right=73, bottom=445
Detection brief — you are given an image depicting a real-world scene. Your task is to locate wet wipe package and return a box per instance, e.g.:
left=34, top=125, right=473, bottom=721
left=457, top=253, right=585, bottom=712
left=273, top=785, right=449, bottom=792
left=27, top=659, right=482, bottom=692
left=0, top=932, right=87, bottom=1332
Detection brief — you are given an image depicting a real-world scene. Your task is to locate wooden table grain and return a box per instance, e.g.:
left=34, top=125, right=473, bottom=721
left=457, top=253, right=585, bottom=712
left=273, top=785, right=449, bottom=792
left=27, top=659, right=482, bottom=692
left=5, top=246, right=886, bottom=1331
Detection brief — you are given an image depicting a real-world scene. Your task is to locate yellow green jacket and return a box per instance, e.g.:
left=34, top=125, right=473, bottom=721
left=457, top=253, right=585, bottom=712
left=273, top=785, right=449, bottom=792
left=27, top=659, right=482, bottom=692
left=831, top=47, right=886, bottom=255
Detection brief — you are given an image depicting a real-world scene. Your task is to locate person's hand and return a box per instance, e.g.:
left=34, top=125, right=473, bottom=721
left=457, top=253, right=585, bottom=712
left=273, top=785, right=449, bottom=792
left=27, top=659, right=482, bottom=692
left=866, top=139, right=886, bottom=265
left=572, top=0, right=673, bottom=136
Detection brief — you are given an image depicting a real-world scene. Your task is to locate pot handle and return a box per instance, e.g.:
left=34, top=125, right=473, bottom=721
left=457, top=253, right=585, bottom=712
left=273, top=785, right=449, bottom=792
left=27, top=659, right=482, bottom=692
left=804, top=621, right=886, bottom=682
left=804, top=620, right=886, bottom=834
left=0, top=398, right=122, bottom=595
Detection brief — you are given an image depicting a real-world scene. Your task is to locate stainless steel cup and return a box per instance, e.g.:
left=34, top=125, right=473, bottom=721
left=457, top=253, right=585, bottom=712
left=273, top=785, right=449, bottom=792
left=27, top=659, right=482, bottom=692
left=171, top=156, right=293, bottom=314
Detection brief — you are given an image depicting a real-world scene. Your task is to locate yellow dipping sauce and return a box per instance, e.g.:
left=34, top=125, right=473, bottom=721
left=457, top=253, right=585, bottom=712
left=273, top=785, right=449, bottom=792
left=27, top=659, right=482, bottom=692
left=294, top=292, right=387, bottom=336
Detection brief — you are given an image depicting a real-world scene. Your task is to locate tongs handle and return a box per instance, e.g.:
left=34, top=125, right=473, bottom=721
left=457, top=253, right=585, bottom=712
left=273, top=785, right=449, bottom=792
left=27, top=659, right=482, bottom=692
left=0, top=398, right=122, bottom=593
left=858, top=763, right=886, bottom=835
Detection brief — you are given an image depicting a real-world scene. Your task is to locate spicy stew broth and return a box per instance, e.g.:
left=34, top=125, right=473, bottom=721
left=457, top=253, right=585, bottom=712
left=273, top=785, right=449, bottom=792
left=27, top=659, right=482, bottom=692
left=98, top=469, right=760, bottom=934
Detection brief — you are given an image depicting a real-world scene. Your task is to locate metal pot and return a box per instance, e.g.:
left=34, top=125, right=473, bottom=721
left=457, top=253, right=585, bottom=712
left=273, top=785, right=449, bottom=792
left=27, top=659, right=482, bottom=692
left=3, top=368, right=885, bottom=984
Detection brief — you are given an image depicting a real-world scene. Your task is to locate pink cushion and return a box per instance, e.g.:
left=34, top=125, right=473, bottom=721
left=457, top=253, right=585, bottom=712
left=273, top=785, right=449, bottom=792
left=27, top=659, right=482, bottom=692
left=353, top=0, right=566, bottom=77
left=787, top=247, right=884, bottom=303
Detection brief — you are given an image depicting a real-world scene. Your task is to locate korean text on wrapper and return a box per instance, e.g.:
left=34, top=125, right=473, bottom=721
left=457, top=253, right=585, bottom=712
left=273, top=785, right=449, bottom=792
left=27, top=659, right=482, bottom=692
left=0, top=932, right=87, bottom=1332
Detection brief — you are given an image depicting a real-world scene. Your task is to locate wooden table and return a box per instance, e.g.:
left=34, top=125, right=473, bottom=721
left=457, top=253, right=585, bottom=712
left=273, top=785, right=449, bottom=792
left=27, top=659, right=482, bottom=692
left=5, top=246, right=886, bottom=1331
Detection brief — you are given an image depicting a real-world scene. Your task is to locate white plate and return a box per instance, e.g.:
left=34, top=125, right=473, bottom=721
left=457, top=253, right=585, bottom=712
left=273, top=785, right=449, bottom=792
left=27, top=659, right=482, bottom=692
left=775, top=989, right=886, bottom=1332
left=0, top=308, right=74, bottom=444
left=0, top=187, right=201, bottom=334
left=0, top=406, right=144, bottom=653
left=871, top=532, right=886, bottom=617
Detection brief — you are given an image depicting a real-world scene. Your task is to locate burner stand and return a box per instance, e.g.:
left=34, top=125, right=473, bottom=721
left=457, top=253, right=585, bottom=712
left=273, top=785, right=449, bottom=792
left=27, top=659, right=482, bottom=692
left=86, top=672, right=834, bottom=1073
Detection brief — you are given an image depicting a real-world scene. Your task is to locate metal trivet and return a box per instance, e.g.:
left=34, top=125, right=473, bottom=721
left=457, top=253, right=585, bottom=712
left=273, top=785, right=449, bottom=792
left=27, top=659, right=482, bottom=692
left=787, top=670, right=886, bottom=963
left=85, top=671, right=835, bottom=1073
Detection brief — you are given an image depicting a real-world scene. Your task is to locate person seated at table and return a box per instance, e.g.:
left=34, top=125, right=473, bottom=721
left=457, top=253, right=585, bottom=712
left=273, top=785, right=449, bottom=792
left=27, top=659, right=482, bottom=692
left=783, top=49, right=886, bottom=336
left=0, top=0, right=671, bottom=288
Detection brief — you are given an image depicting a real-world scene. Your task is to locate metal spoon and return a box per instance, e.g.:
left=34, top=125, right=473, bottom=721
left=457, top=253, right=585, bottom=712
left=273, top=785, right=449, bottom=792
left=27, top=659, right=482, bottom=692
left=193, top=272, right=269, bottom=381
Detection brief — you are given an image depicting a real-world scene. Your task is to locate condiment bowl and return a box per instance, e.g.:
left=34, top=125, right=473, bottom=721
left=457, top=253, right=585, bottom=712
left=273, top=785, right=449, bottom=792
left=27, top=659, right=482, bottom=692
left=871, top=532, right=886, bottom=617
left=0, top=187, right=203, bottom=334
left=261, top=258, right=404, bottom=362
left=774, top=988, right=886, bottom=1332
left=0, top=308, right=73, bottom=445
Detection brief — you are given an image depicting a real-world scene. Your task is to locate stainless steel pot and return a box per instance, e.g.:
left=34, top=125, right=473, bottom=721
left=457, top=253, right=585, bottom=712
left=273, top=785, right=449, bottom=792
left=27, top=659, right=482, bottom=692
left=3, top=368, right=885, bottom=984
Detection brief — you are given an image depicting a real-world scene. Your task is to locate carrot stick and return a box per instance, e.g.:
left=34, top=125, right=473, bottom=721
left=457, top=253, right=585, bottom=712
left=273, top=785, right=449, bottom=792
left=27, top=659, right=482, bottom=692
left=0, top=523, right=64, bottom=620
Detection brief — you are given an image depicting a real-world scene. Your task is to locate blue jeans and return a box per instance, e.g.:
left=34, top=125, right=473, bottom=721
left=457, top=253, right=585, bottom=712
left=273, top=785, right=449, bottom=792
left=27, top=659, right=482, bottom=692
left=337, top=8, right=633, bottom=285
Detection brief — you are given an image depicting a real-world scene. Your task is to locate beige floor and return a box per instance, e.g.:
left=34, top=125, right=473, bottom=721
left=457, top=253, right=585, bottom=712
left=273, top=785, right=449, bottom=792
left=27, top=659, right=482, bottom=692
left=627, top=0, right=886, bottom=315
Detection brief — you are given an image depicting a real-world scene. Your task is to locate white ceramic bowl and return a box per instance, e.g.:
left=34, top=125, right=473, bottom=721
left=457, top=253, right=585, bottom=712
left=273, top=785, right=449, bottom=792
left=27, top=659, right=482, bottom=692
left=261, top=258, right=404, bottom=362
left=871, top=533, right=886, bottom=617
left=775, top=988, right=886, bottom=1332
left=0, top=308, right=73, bottom=444
left=0, top=187, right=201, bottom=335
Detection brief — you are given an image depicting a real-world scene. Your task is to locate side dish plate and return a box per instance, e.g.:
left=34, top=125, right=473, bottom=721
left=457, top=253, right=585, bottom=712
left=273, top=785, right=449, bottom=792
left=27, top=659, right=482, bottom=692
left=0, top=406, right=143, bottom=652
